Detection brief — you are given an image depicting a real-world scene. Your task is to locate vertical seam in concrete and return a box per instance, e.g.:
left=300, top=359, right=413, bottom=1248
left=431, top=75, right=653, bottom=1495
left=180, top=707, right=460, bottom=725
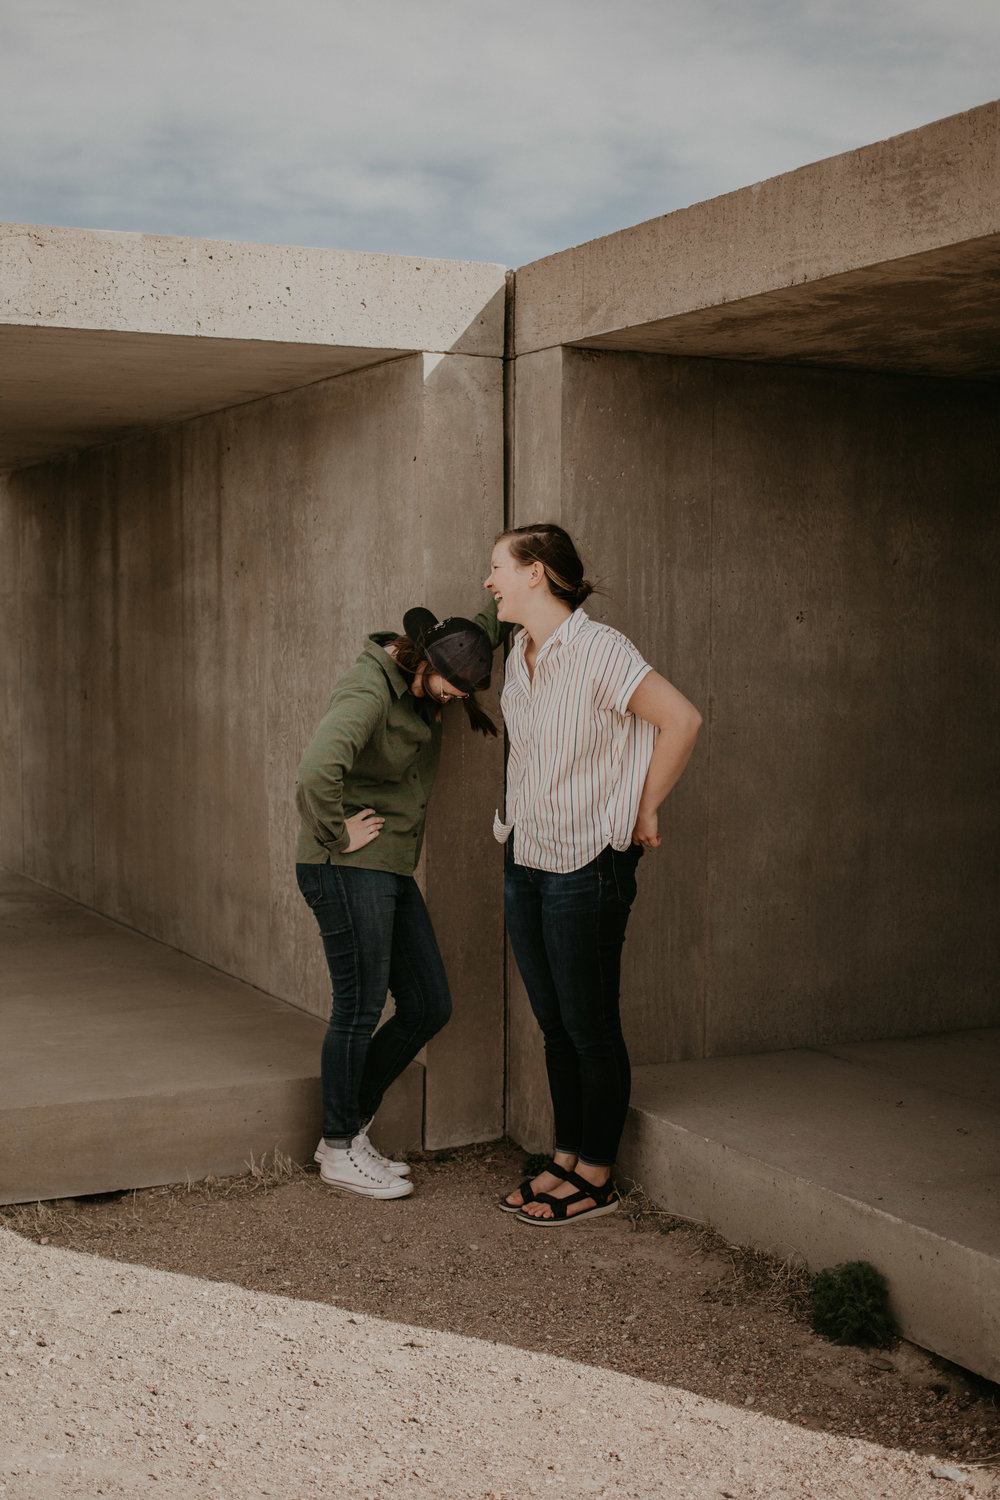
left=85, top=460, right=96, bottom=905
left=704, top=363, right=716, bottom=1061
left=501, top=269, right=515, bottom=1133
left=502, top=271, right=515, bottom=532
left=17, top=498, right=26, bottom=871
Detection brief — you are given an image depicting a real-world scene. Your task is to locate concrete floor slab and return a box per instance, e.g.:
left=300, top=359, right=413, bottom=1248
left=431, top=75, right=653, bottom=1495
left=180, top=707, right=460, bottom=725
left=0, top=871, right=422, bottom=1204
left=619, top=1036, right=1000, bottom=1383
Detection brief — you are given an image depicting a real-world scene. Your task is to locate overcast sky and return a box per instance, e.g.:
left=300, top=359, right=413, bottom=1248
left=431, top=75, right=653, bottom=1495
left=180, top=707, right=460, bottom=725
left=0, top=0, right=996, bottom=267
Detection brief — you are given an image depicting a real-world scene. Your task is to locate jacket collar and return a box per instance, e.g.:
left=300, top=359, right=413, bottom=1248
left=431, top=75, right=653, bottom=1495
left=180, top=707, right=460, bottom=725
left=365, top=633, right=410, bottom=699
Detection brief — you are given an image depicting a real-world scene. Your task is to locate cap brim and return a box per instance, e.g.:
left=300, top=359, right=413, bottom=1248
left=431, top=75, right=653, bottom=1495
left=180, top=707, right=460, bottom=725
left=403, top=607, right=438, bottom=649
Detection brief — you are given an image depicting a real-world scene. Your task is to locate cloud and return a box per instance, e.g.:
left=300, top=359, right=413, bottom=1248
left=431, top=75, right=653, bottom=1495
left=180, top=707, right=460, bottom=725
left=0, top=0, right=996, bottom=265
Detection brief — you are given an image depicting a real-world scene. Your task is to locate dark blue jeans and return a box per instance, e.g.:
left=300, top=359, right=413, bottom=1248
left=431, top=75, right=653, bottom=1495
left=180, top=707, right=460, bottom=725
left=296, top=863, right=452, bottom=1145
left=504, top=843, right=642, bottom=1168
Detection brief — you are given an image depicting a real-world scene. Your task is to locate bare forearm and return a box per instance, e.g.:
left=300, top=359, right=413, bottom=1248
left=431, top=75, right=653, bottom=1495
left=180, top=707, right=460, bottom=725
left=638, top=719, right=700, bottom=816
left=626, top=670, right=701, bottom=849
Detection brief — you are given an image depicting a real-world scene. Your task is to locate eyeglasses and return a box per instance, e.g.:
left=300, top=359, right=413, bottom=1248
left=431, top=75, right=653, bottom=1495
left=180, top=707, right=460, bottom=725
left=429, top=675, right=468, bottom=704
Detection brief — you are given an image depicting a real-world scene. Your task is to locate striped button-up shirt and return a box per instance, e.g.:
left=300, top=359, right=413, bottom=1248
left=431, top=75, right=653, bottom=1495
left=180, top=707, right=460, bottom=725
left=493, top=609, right=655, bottom=872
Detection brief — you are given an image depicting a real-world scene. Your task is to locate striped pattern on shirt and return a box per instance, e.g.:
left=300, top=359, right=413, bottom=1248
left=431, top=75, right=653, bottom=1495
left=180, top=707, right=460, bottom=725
left=493, top=609, right=655, bottom=873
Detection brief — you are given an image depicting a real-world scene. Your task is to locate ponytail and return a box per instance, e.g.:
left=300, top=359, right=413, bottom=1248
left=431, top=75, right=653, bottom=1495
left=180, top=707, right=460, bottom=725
left=462, top=693, right=498, bottom=738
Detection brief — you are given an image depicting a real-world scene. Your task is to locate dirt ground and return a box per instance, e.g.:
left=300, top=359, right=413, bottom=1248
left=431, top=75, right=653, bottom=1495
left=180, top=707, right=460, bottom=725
left=5, top=1140, right=998, bottom=1479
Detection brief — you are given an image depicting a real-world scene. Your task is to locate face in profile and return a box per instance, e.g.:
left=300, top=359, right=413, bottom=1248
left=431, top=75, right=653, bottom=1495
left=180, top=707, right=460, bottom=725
left=485, top=539, right=534, bottom=623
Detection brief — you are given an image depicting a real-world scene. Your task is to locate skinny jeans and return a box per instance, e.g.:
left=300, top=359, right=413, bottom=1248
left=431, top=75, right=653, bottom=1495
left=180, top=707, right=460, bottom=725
left=504, top=842, right=642, bottom=1168
left=296, top=863, right=452, bottom=1145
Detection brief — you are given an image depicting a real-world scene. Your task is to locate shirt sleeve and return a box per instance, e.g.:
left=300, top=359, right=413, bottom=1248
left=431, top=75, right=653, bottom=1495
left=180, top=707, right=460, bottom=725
left=295, top=671, right=388, bottom=856
left=470, top=592, right=516, bottom=651
left=591, top=630, right=652, bottom=717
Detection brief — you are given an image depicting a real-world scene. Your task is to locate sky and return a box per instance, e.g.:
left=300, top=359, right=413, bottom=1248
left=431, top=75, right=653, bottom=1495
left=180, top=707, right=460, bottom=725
left=0, top=0, right=996, bottom=268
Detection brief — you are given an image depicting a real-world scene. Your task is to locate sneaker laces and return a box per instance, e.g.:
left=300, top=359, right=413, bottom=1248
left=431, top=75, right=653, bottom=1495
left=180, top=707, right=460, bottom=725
left=340, top=1145, right=393, bottom=1185
left=357, top=1128, right=402, bottom=1172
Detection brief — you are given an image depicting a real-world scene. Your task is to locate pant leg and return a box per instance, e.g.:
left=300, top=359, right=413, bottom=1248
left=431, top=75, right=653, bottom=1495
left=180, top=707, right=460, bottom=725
left=539, top=845, right=642, bottom=1167
left=504, top=851, right=585, bottom=1157
left=356, top=875, right=452, bottom=1123
left=507, top=845, right=641, bottom=1167
left=295, top=862, right=397, bottom=1145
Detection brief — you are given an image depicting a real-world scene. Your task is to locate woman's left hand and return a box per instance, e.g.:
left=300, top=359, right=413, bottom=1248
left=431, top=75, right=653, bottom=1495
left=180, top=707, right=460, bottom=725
left=631, top=809, right=661, bottom=849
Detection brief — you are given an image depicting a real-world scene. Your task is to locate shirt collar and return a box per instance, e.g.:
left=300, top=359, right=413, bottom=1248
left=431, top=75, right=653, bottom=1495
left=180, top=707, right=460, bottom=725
left=512, top=608, right=588, bottom=672
left=365, top=634, right=410, bottom=699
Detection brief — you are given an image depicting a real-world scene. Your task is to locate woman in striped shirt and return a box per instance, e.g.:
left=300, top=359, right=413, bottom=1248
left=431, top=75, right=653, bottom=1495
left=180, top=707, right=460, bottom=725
left=487, top=523, right=702, bottom=1226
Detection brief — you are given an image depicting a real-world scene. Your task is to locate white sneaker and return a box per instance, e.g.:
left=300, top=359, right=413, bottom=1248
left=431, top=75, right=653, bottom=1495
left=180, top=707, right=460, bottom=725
left=314, top=1130, right=411, bottom=1178
left=319, top=1144, right=413, bottom=1199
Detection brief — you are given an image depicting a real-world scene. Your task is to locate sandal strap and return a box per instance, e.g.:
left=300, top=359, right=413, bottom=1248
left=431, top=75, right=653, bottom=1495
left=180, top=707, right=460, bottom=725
left=507, top=1160, right=569, bottom=1209
left=564, top=1168, right=616, bottom=1204
left=531, top=1187, right=595, bottom=1220
left=514, top=1176, right=537, bottom=1205
left=529, top=1191, right=573, bottom=1220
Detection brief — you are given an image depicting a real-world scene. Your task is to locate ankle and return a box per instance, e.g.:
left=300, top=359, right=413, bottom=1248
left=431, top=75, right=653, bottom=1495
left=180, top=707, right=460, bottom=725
left=552, top=1150, right=578, bottom=1170
left=574, top=1161, right=611, bottom=1187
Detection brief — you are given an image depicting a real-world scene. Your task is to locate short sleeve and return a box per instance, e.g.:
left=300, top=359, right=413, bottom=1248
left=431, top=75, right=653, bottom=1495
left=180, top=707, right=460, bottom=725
left=591, top=629, right=652, bottom=717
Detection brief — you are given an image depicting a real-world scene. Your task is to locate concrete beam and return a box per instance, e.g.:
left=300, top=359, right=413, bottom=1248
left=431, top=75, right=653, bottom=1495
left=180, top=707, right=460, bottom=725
left=1, top=222, right=506, bottom=353
left=0, top=223, right=506, bottom=469
left=514, top=101, right=1000, bottom=378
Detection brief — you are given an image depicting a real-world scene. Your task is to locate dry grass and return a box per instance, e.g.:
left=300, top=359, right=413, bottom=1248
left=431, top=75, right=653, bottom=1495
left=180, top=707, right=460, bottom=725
left=1, top=1148, right=307, bottom=1248
left=515, top=1165, right=817, bottom=1325
left=618, top=1179, right=815, bottom=1320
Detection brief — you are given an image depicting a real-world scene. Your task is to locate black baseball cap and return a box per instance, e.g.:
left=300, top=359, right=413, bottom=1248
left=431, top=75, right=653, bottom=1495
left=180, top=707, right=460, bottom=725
left=403, top=607, right=492, bottom=694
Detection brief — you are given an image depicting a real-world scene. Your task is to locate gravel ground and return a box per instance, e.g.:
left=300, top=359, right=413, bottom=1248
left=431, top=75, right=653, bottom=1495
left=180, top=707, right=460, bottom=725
left=3, top=1141, right=998, bottom=1499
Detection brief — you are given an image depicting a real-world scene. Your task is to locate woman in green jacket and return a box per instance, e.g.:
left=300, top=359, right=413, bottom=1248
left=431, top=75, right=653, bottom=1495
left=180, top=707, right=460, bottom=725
left=295, top=602, right=505, bottom=1200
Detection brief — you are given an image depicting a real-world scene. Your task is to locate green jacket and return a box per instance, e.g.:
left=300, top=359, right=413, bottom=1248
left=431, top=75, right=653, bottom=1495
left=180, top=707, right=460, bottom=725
left=295, top=597, right=510, bottom=874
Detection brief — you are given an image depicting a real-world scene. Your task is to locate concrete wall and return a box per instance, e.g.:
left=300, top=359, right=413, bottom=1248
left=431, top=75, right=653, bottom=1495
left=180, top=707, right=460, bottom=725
left=0, top=350, right=506, bottom=1148
left=508, top=346, right=1000, bottom=1150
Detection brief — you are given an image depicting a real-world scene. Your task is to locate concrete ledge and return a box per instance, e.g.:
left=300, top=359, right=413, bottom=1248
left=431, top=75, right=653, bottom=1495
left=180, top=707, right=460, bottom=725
left=0, top=222, right=506, bottom=468
left=514, top=99, right=1000, bottom=376
left=1, top=223, right=506, bottom=355
left=0, top=871, right=423, bottom=1204
left=618, top=1035, right=1000, bottom=1383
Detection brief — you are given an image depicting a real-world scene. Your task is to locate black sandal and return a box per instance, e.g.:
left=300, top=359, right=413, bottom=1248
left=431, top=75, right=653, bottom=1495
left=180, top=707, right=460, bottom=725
left=498, top=1160, right=569, bottom=1214
left=514, top=1168, right=619, bottom=1227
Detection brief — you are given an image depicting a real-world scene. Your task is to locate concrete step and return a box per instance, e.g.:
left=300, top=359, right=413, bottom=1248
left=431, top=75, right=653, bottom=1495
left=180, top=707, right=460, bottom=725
left=619, top=1033, right=1000, bottom=1384
left=0, top=871, right=422, bottom=1205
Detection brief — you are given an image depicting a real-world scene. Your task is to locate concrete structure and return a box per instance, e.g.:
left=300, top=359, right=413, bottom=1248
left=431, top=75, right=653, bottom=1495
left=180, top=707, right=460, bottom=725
left=2, top=102, right=998, bottom=1377
left=1, top=229, right=509, bottom=1153
left=506, top=100, right=1000, bottom=1149
left=620, top=1033, right=1000, bottom=1384
left=0, top=870, right=421, bottom=1204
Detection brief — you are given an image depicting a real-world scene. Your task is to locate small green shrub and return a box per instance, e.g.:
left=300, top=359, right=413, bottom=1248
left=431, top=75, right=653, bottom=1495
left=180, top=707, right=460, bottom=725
left=811, top=1260, right=897, bottom=1348
left=522, top=1152, right=551, bottom=1177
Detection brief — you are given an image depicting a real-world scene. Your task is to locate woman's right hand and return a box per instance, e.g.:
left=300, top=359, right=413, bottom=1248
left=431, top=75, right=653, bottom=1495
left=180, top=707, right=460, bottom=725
left=344, top=808, right=385, bottom=852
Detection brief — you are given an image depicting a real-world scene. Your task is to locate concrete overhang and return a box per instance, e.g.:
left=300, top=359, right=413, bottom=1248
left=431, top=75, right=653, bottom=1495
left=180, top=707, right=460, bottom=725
left=515, top=100, right=1000, bottom=381
left=0, top=225, right=506, bottom=470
